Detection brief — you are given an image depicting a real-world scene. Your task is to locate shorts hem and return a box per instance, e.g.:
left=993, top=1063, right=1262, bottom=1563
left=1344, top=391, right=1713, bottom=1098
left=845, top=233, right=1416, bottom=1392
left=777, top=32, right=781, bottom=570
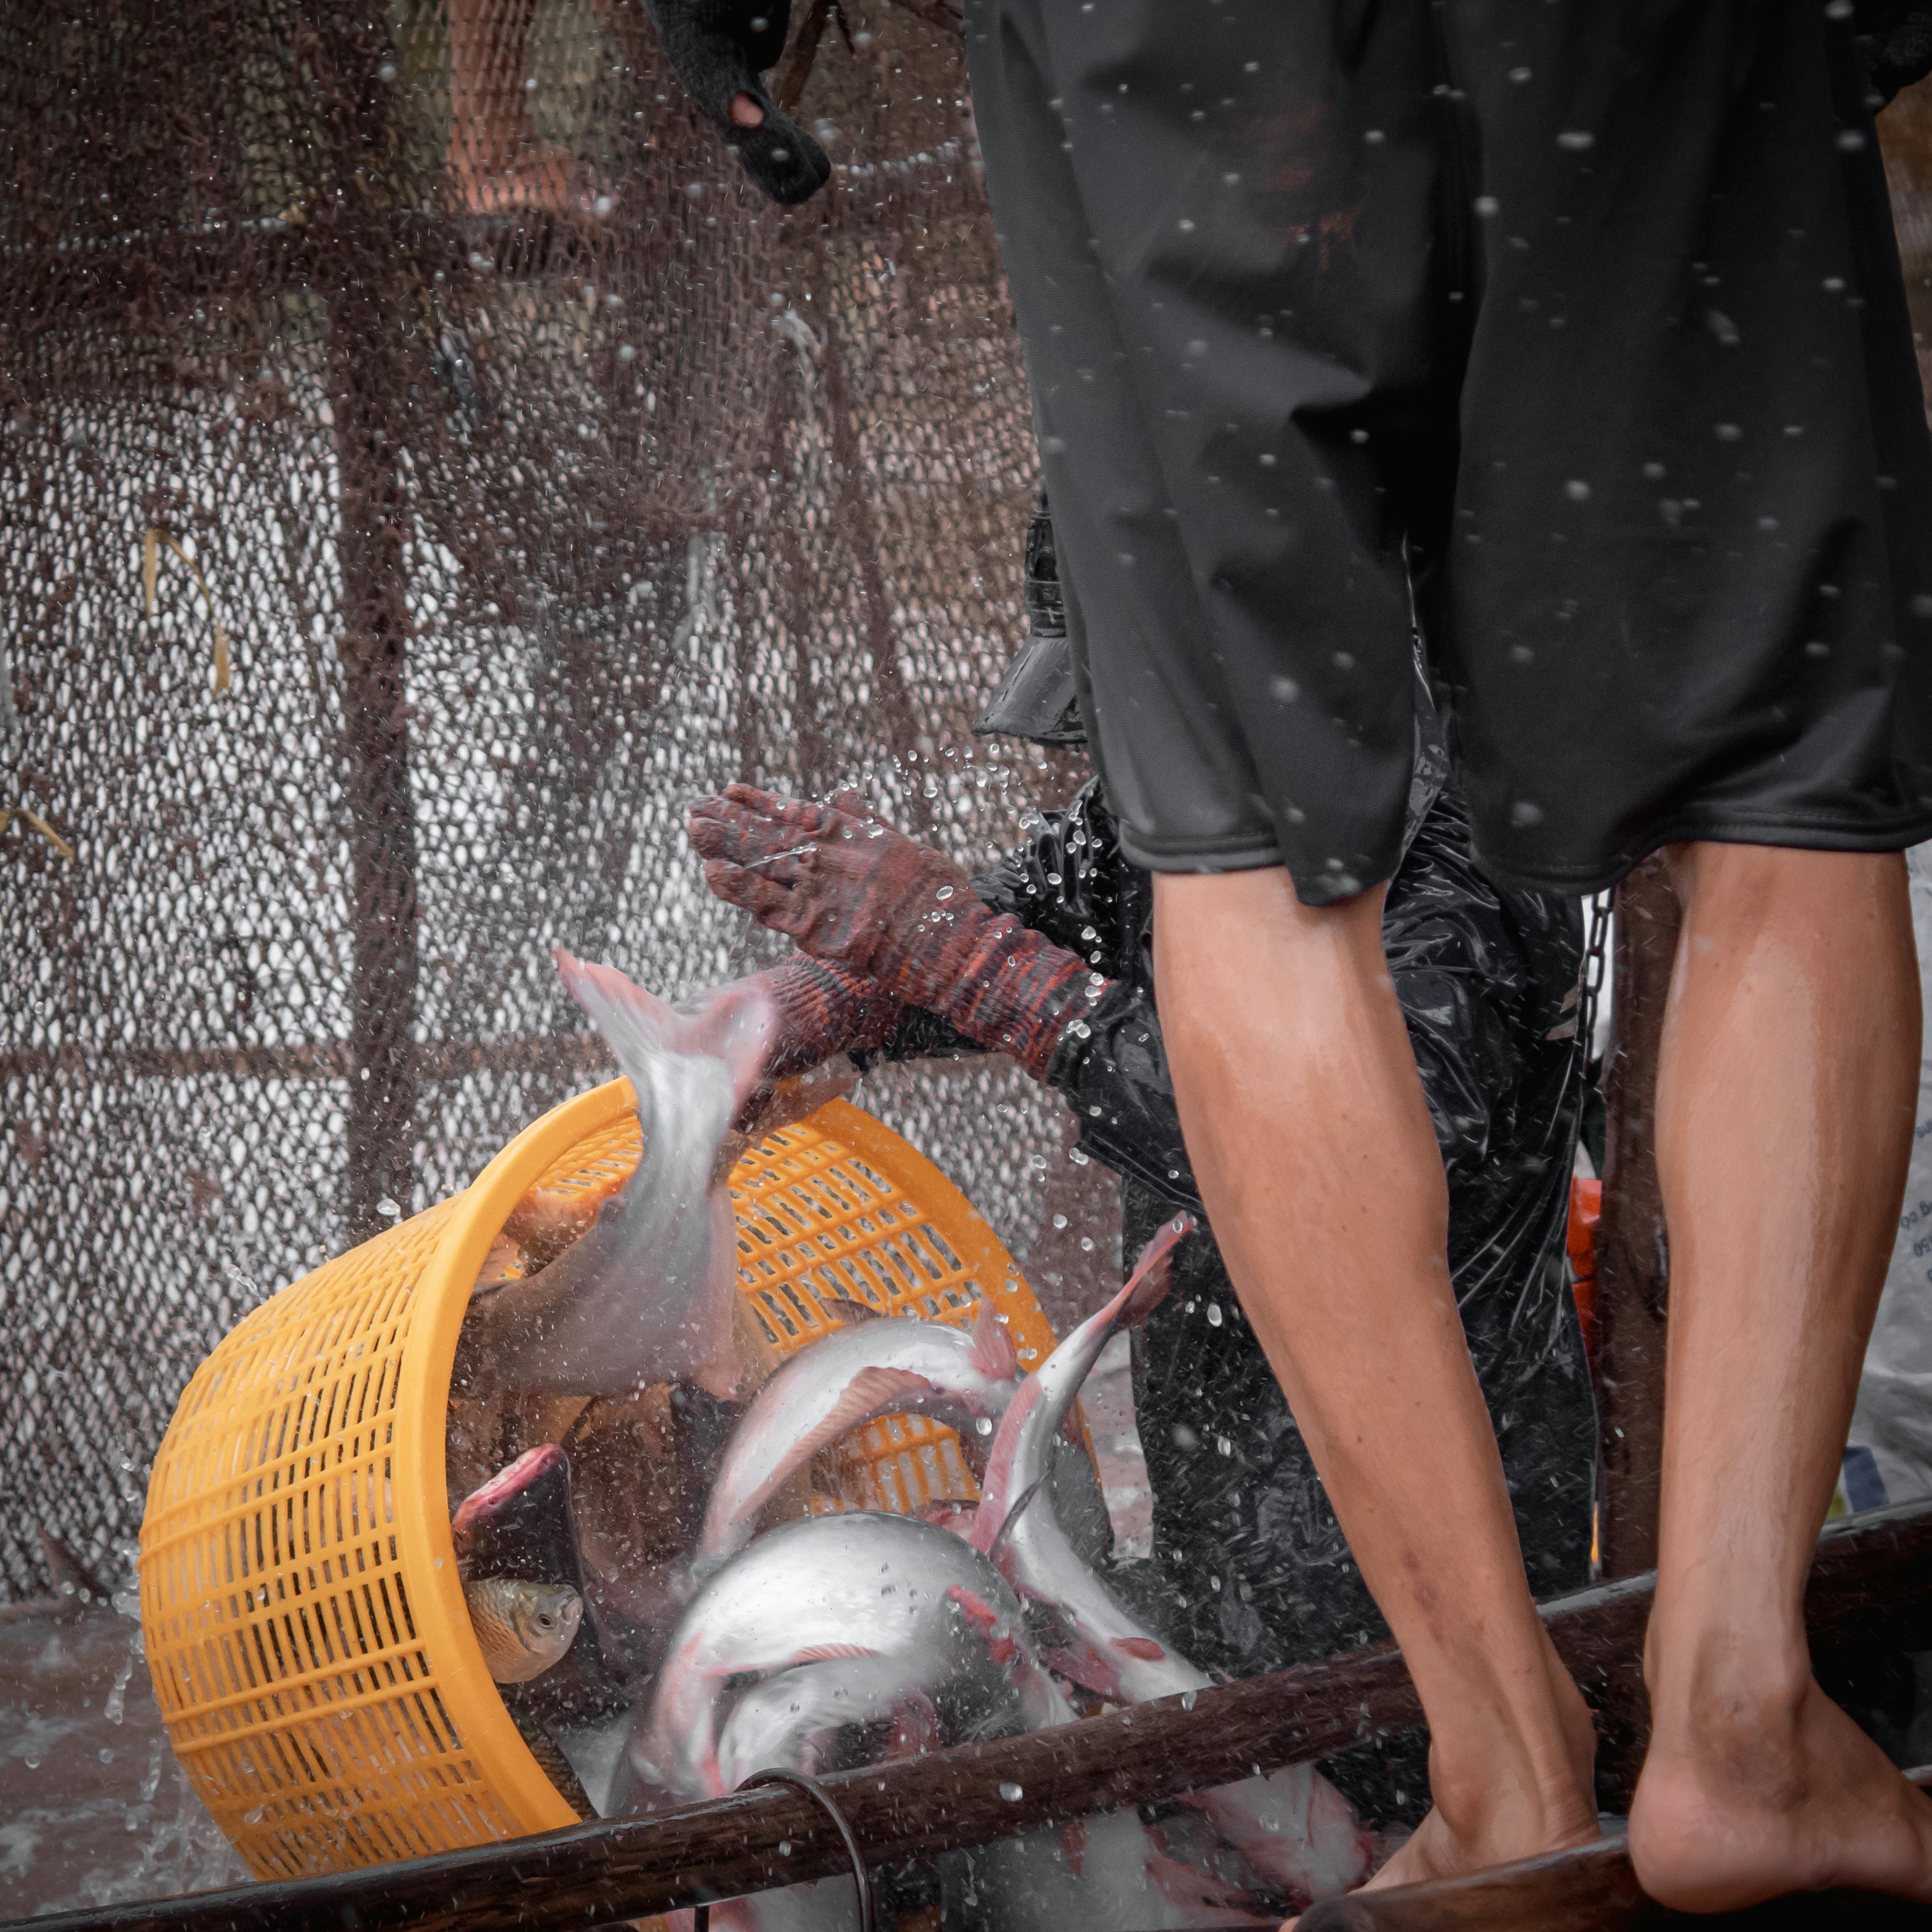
left=1479, top=804, right=1932, bottom=898
left=1115, top=826, right=1288, bottom=874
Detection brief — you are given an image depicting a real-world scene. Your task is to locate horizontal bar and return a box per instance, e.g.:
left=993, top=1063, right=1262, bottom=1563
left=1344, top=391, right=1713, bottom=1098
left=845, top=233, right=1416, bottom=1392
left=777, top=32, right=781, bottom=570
left=8, top=1501, right=1927, bottom=1932
left=1296, top=1766, right=1932, bottom=1932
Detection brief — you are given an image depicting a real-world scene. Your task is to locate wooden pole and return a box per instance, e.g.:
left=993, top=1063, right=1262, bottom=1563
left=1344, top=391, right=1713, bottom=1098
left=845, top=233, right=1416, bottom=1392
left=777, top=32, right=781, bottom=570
left=1590, top=855, right=1683, bottom=1801
left=1295, top=1766, right=1932, bottom=1932
left=313, top=12, right=422, bottom=1246
left=1595, top=856, right=1681, bottom=1579
left=11, top=1503, right=1929, bottom=1932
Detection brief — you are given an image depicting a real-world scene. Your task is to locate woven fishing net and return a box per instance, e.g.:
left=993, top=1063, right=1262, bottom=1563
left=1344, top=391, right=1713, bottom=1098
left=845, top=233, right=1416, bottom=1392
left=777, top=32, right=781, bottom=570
left=7, top=3, right=1932, bottom=1608
left=0, top=0, right=1122, bottom=1599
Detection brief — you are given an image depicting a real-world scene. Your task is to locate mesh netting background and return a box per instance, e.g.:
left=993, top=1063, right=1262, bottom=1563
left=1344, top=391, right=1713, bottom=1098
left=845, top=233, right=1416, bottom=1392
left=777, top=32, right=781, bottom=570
left=6, top=5, right=1932, bottom=1604
left=0, top=0, right=1127, bottom=1601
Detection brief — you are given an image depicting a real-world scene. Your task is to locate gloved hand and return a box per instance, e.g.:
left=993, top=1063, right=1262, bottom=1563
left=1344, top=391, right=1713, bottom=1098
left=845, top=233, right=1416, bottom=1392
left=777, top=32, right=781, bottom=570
left=753, top=951, right=905, bottom=1079
left=644, top=0, right=831, bottom=204
left=689, top=784, right=1101, bottom=1076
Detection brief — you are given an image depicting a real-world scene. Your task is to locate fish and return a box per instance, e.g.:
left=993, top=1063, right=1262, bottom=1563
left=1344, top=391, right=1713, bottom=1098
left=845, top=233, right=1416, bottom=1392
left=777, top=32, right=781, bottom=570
left=973, top=1217, right=1372, bottom=1906
left=945, top=1811, right=1275, bottom=1932
left=463, top=1576, right=585, bottom=1684
left=452, top=1442, right=630, bottom=1703
left=503, top=1693, right=598, bottom=1819
left=693, top=1301, right=1022, bottom=1575
left=453, top=1443, right=588, bottom=1584
left=456, top=951, right=777, bottom=1402
left=971, top=1218, right=1194, bottom=1700
left=630, top=1510, right=1064, bottom=1801
left=714, top=1652, right=960, bottom=1792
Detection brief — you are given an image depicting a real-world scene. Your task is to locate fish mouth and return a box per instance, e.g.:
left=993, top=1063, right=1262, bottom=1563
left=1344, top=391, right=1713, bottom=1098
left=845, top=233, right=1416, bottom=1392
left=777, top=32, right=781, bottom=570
left=453, top=1441, right=569, bottom=1542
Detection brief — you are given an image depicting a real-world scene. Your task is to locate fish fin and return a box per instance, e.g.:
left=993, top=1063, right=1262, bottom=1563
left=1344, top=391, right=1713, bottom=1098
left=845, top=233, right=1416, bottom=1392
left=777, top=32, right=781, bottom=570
left=786, top=1364, right=939, bottom=1472
left=1118, top=1213, right=1195, bottom=1327
left=967, top=1297, right=1019, bottom=1381
left=983, top=1473, right=1046, bottom=1563
left=1058, top=1817, right=1088, bottom=1878
left=885, top=1692, right=942, bottom=1760
left=815, top=1291, right=884, bottom=1326
left=945, top=1585, right=1019, bottom=1665
left=555, top=947, right=678, bottom=1065
left=1110, top=1635, right=1167, bottom=1662
left=1144, top=1854, right=1275, bottom=1922
left=36, top=1523, right=111, bottom=1601
left=1039, top=1640, right=1123, bottom=1699
left=685, top=980, right=780, bottom=1113
left=785, top=1642, right=878, bottom=1665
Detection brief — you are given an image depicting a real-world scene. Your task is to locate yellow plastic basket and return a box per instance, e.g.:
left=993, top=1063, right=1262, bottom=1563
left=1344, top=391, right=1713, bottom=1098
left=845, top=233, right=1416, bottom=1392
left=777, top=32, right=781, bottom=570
left=138, top=1086, right=1056, bottom=1880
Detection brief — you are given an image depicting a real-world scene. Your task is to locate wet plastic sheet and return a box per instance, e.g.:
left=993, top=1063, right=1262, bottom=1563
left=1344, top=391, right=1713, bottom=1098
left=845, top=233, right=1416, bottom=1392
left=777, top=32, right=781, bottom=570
left=938, top=773, right=1598, bottom=1820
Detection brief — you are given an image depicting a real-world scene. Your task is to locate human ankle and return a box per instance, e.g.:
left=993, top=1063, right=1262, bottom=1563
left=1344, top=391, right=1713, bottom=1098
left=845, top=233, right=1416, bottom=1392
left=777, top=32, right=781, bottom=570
left=1644, top=1624, right=1812, bottom=1749
left=1426, top=1696, right=1598, bottom=1855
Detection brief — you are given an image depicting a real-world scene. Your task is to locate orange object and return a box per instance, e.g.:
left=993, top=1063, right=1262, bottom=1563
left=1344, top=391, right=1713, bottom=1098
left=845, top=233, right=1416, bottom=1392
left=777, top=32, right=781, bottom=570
left=1567, top=1176, right=1603, bottom=1369
left=138, top=1087, right=1054, bottom=1879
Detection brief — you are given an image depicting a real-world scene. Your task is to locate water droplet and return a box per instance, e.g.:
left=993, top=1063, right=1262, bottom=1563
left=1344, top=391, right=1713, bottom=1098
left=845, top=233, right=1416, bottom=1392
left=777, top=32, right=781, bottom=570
left=778, top=1840, right=792, bottom=1857
left=935, top=884, right=954, bottom=900
left=1206, top=1302, right=1223, bottom=1327
left=999, top=1781, right=1023, bottom=1802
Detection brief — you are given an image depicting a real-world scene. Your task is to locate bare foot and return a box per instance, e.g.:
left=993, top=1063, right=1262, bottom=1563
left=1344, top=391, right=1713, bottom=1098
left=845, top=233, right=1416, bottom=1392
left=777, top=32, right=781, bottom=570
left=1630, top=1672, right=1932, bottom=1911
left=1362, top=1640, right=1600, bottom=1893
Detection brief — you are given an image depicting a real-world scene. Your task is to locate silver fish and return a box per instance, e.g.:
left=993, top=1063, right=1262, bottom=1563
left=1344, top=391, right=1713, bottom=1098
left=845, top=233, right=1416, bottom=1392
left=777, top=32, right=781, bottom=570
left=631, top=1510, right=1063, bottom=1801
left=947, top=1811, right=1274, bottom=1932
left=972, top=1218, right=1372, bottom=1906
left=715, top=1651, right=987, bottom=1792
left=694, top=1302, right=1022, bottom=1574
left=460, top=951, right=775, bottom=1401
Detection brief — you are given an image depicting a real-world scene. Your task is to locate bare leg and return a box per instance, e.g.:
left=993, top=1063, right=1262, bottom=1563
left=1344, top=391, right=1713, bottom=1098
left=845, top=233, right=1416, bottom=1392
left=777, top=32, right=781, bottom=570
left=1154, top=870, right=1599, bottom=1889
left=1628, top=844, right=1932, bottom=1910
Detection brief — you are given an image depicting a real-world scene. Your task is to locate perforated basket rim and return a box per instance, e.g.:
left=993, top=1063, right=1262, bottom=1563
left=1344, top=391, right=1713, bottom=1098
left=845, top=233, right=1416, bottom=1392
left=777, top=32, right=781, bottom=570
left=406, top=1081, right=1040, bottom=1830
left=154, top=1080, right=1042, bottom=1852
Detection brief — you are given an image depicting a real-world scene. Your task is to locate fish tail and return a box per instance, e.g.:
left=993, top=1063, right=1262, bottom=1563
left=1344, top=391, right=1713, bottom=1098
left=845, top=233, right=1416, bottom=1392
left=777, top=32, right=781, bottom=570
left=1116, top=1214, right=1194, bottom=1327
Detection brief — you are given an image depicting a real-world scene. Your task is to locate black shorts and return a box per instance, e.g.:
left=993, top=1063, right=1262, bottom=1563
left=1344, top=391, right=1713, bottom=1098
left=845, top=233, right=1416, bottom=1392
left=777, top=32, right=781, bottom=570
left=965, top=0, right=1932, bottom=899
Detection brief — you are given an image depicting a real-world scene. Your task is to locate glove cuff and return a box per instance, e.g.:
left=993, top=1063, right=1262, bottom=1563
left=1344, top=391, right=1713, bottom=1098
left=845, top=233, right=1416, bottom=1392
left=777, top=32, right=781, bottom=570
left=755, top=955, right=904, bottom=1078
left=905, top=904, right=1105, bottom=1079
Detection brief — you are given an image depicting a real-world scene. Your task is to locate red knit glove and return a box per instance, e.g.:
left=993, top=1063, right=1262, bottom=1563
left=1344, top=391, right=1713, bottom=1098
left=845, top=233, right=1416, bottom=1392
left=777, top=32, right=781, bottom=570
left=753, top=952, right=904, bottom=1079
left=688, top=785, right=1099, bottom=1076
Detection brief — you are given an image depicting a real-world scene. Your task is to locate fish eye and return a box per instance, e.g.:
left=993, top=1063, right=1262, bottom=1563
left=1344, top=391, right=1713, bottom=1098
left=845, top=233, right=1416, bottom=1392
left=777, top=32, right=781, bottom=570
left=536, top=1613, right=554, bottom=1630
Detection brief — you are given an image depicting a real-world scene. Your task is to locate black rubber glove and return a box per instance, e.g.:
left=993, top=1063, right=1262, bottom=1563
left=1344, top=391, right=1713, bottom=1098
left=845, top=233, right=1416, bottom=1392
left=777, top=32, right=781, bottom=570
left=1856, top=1, right=1932, bottom=105
left=644, top=0, right=832, bottom=204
